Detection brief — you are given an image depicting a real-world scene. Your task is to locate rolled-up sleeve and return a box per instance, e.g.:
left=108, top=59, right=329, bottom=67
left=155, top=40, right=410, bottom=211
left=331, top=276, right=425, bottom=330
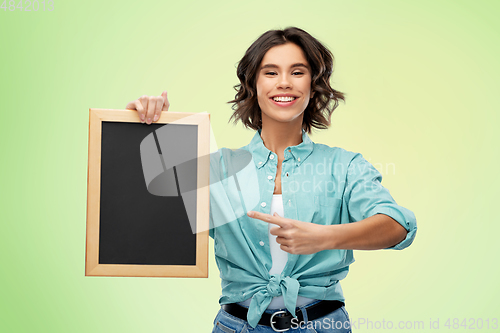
left=344, top=153, right=417, bottom=250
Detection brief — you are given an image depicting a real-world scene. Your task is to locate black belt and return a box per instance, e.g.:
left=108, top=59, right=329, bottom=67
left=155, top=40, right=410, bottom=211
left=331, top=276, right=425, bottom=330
left=221, top=300, right=344, bottom=332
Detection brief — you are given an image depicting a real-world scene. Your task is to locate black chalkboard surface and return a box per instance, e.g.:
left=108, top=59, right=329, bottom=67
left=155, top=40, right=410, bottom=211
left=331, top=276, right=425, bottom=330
left=86, top=109, right=209, bottom=277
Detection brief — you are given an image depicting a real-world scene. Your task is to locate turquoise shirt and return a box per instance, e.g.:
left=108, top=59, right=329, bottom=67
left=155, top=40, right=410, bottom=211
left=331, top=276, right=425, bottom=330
left=209, top=128, right=417, bottom=328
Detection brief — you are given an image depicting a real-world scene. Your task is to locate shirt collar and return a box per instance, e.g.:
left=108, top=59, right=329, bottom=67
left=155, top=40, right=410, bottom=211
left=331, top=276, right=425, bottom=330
left=248, top=128, right=314, bottom=169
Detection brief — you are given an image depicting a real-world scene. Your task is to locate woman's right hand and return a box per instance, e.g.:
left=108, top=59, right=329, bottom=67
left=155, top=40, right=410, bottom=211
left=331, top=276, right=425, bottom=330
left=125, top=91, right=170, bottom=125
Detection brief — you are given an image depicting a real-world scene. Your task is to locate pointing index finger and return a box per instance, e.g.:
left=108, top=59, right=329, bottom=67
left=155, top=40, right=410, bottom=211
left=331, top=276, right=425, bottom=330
left=247, top=211, right=285, bottom=227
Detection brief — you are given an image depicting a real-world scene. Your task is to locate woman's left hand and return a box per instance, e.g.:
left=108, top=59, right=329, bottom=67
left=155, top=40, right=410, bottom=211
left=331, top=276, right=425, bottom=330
left=247, top=211, right=330, bottom=255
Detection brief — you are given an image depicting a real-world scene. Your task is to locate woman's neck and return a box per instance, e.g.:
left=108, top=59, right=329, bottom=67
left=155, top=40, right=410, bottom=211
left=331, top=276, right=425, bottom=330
left=260, top=122, right=303, bottom=156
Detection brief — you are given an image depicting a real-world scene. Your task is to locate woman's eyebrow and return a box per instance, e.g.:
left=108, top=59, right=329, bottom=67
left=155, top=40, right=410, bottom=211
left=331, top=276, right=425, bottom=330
left=260, top=63, right=309, bottom=71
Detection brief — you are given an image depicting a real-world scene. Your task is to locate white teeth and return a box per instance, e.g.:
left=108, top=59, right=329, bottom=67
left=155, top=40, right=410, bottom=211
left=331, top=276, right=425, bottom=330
left=272, top=96, right=296, bottom=102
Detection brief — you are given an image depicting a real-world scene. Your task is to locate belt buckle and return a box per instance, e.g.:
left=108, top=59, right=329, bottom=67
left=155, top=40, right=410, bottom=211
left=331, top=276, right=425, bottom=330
left=270, top=310, right=290, bottom=332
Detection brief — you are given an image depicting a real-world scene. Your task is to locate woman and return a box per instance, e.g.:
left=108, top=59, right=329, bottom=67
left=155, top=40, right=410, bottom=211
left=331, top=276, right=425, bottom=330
left=126, top=27, right=417, bottom=333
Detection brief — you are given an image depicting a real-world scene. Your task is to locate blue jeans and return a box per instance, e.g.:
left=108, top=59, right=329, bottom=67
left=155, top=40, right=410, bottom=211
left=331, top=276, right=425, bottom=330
left=211, top=300, right=352, bottom=333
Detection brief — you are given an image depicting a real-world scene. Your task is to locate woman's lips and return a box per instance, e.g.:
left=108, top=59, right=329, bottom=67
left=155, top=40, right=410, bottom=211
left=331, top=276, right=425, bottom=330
left=270, top=97, right=298, bottom=107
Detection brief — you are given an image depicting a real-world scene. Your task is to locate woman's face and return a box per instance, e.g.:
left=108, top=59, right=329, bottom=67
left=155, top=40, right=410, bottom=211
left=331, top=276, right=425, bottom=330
left=256, top=42, right=314, bottom=127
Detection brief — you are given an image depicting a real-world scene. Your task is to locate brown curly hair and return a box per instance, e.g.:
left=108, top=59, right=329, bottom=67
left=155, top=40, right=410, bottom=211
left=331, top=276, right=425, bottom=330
left=227, top=26, right=346, bottom=134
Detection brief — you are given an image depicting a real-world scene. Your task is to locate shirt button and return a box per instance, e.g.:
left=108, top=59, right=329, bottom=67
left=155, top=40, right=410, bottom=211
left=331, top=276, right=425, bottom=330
left=267, top=175, right=273, bottom=180
left=259, top=241, right=265, bottom=246
left=286, top=172, right=289, bottom=177
left=259, top=161, right=262, bottom=165
left=261, top=202, right=267, bottom=207
left=297, top=157, right=301, bottom=162
left=269, top=154, right=275, bottom=160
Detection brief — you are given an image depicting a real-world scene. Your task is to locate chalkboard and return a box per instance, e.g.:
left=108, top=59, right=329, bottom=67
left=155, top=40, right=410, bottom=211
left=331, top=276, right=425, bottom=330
left=86, top=109, right=210, bottom=277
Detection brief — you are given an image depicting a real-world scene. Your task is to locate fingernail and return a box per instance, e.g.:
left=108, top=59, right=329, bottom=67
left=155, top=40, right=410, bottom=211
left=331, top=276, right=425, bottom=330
left=247, top=211, right=253, bottom=217
left=147, top=118, right=151, bottom=124
left=153, top=115, right=158, bottom=121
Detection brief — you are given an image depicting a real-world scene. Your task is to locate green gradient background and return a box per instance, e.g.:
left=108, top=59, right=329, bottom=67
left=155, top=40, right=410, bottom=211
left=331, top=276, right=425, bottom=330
left=1, top=0, right=499, bottom=332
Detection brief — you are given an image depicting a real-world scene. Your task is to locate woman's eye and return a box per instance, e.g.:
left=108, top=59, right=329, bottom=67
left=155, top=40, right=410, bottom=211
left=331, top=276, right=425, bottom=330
left=264, top=71, right=304, bottom=76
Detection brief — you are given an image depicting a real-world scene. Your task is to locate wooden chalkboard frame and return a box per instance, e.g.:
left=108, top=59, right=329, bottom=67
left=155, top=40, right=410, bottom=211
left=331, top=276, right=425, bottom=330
left=85, top=108, right=210, bottom=278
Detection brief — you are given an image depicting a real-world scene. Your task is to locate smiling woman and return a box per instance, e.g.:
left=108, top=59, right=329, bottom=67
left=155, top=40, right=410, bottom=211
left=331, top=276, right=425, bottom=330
left=227, top=27, right=346, bottom=135
left=125, top=26, right=417, bottom=333
left=256, top=43, right=313, bottom=127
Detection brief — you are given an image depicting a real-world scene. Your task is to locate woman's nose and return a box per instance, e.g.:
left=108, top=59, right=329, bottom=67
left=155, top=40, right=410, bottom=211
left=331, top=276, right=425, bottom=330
left=276, top=74, right=292, bottom=89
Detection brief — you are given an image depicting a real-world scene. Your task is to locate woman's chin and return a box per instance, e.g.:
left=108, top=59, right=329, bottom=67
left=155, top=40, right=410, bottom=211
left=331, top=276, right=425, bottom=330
left=263, top=117, right=303, bottom=127
left=263, top=110, right=303, bottom=124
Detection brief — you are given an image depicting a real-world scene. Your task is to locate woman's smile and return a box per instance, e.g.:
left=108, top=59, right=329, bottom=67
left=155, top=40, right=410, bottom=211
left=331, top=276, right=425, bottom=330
left=269, top=94, right=299, bottom=107
left=256, top=42, right=313, bottom=125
